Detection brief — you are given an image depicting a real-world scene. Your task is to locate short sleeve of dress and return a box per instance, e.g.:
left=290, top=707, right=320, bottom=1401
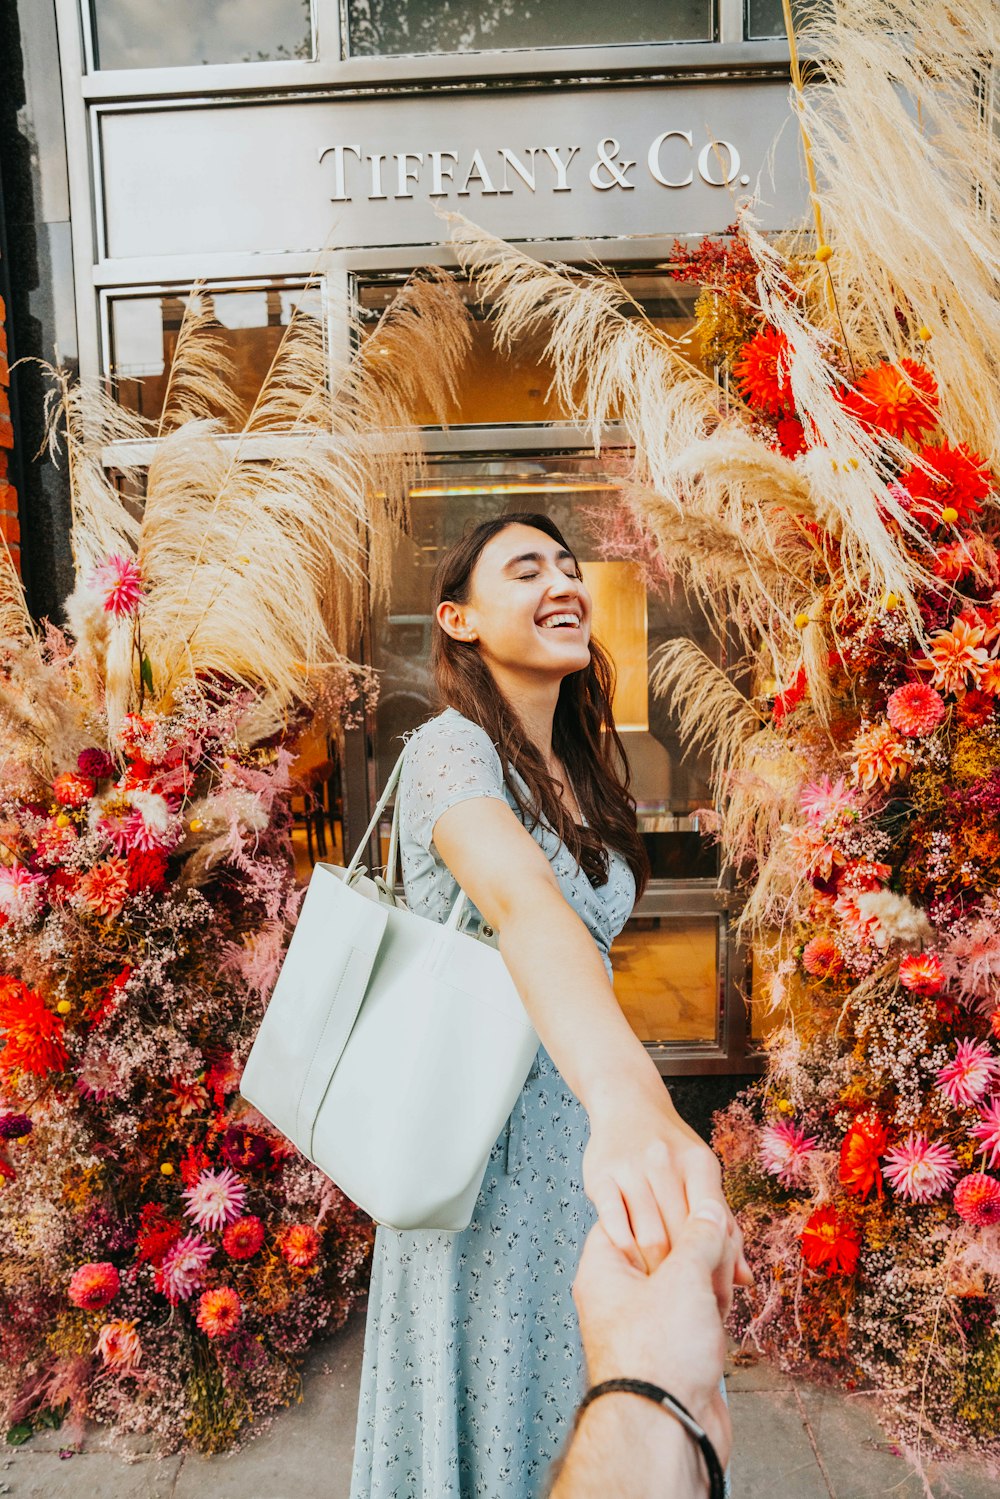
left=399, top=710, right=509, bottom=857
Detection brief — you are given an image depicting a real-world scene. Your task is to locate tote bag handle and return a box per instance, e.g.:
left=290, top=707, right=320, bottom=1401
left=343, top=741, right=470, bottom=933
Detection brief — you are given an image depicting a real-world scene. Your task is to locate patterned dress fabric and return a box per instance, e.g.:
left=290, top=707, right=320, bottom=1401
left=348, top=707, right=636, bottom=1498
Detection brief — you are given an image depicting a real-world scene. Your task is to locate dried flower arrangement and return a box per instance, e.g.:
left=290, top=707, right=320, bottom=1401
left=443, top=0, right=1000, bottom=1473
left=0, top=275, right=469, bottom=1451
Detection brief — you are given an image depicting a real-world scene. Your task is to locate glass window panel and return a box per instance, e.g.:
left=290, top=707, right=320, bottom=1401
left=91, top=0, right=314, bottom=69
left=347, top=1, right=713, bottom=57
left=745, top=0, right=815, bottom=41
left=612, top=915, right=720, bottom=1044
left=109, top=285, right=322, bottom=427
left=357, top=274, right=707, bottom=426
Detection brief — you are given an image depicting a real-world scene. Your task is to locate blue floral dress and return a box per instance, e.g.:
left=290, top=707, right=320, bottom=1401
left=348, top=707, right=636, bottom=1499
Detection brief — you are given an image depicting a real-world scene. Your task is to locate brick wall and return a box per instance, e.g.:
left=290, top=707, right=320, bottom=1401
left=0, top=292, right=18, bottom=574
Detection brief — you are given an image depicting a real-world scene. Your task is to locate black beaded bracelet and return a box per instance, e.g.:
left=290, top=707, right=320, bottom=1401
left=573, top=1377, right=725, bottom=1499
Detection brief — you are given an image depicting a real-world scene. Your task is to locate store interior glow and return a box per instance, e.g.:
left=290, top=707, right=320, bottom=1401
left=580, top=560, right=649, bottom=733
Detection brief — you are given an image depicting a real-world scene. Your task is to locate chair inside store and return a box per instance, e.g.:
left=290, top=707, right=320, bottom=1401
left=288, top=723, right=343, bottom=880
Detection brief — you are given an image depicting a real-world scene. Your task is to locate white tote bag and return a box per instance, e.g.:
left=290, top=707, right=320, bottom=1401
left=239, top=743, right=540, bottom=1231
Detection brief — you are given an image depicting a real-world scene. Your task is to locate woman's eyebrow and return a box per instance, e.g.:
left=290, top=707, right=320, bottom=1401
left=501, top=549, right=577, bottom=573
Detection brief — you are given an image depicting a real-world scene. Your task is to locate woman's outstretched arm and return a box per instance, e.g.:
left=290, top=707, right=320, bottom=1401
left=432, top=795, right=750, bottom=1285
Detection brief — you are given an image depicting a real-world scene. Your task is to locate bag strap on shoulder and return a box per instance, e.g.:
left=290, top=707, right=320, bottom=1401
left=343, top=739, right=470, bottom=931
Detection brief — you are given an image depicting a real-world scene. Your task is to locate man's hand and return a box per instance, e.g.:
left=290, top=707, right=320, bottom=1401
left=572, top=1196, right=734, bottom=1468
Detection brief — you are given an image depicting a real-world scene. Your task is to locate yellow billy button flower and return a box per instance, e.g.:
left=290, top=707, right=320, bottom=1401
left=941, top=506, right=959, bottom=525
left=815, top=244, right=834, bottom=263
left=160, top=1162, right=174, bottom=1176
left=57, top=1000, right=72, bottom=1015
left=794, top=611, right=811, bottom=630
left=918, top=325, right=932, bottom=341
left=55, top=812, right=72, bottom=828
left=776, top=1098, right=795, bottom=1115
left=189, top=818, right=204, bottom=833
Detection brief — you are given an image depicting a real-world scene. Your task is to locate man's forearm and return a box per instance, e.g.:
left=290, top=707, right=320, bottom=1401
left=547, top=1393, right=705, bottom=1499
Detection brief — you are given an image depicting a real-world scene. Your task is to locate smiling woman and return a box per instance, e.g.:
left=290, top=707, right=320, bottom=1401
left=348, top=509, right=747, bottom=1499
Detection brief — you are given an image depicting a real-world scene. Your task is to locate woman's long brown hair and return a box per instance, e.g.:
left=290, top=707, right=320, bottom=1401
left=430, top=512, right=650, bottom=898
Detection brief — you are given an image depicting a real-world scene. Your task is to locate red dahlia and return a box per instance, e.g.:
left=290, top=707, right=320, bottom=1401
left=801, top=1206, right=860, bottom=1276
left=901, top=442, right=992, bottom=526
left=843, top=358, right=938, bottom=441
left=733, top=326, right=793, bottom=416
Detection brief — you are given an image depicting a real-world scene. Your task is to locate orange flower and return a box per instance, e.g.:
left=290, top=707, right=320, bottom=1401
left=839, top=1115, right=889, bottom=1201
left=733, top=326, right=793, bottom=416
left=801, top=1206, right=860, bottom=1275
left=195, top=1286, right=242, bottom=1339
left=97, top=1318, right=142, bottom=1370
left=847, top=358, right=938, bottom=441
left=280, top=1223, right=321, bottom=1269
left=898, top=952, right=946, bottom=996
left=78, top=859, right=130, bottom=918
left=0, top=976, right=69, bottom=1078
left=917, top=617, right=990, bottom=696
left=802, top=934, right=844, bottom=979
left=851, top=721, right=913, bottom=790
left=52, top=771, right=95, bottom=808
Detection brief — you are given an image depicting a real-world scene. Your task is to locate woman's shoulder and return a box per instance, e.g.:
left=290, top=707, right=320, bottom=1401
left=400, top=707, right=507, bottom=788
left=404, top=705, right=500, bottom=758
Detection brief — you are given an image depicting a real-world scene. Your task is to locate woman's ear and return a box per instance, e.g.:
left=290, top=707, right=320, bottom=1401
left=436, top=600, right=478, bottom=643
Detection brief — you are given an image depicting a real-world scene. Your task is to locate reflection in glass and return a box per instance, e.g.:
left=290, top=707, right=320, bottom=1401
left=91, top=0, right=314, bottom=69
left=358, top=275, right=707, bottom=426
left=612, top=916, right=720, bottom=1044
left=110, top=286, right=322, bottom=427
left=347, top=0, right=713, bottom=56
left=745, top=0, right=814, bottom=40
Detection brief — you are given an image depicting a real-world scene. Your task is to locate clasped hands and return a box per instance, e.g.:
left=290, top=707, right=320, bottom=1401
left=582, top=1085, right=752, bottom=1291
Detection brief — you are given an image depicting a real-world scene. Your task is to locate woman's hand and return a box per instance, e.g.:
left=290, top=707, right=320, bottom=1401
left=582, top=1079, right=752, bottom=1296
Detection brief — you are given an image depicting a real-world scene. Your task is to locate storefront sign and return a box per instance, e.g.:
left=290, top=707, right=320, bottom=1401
left=319, top=133, right=753, bottom=202
left=99, top=82, right=806, bottom=262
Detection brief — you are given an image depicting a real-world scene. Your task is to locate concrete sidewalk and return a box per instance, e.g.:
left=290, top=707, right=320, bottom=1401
left=2, top=1312, right=993, bottom=1499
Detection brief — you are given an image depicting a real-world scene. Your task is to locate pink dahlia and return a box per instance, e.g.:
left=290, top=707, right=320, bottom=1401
left=0, top=865, right=47, bottom=924
left=886, top=682, right=947, bottom=737
left=90, top=554, right=144, bottom=617
left=883, top=1131, right=958, bottom=1203
left=155, top=1232, right=214, bottom=1304
left=971, top=1096, right=1000, bottom=1169
left=898, top=952, right=946, bottom=996
left=97, top=1318, right=142, bottom=1370
left=936, top=1038, right=1000, bottom=1109
left=182, top=1165, right=247, bottom=1233
left=280, top=1223, right=321, bottom=1269
left=759, top=1120, right=819, bottom=1186
left=798, top=774, right=854, bottom=828
left=222, top=1215, right=265, bottom=1260
left=953, top=1172, right=1000, bottom=1227
left=68, top=1261, right=120, bottom=1311
left=196, top=1286, right=242, bottom=1339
